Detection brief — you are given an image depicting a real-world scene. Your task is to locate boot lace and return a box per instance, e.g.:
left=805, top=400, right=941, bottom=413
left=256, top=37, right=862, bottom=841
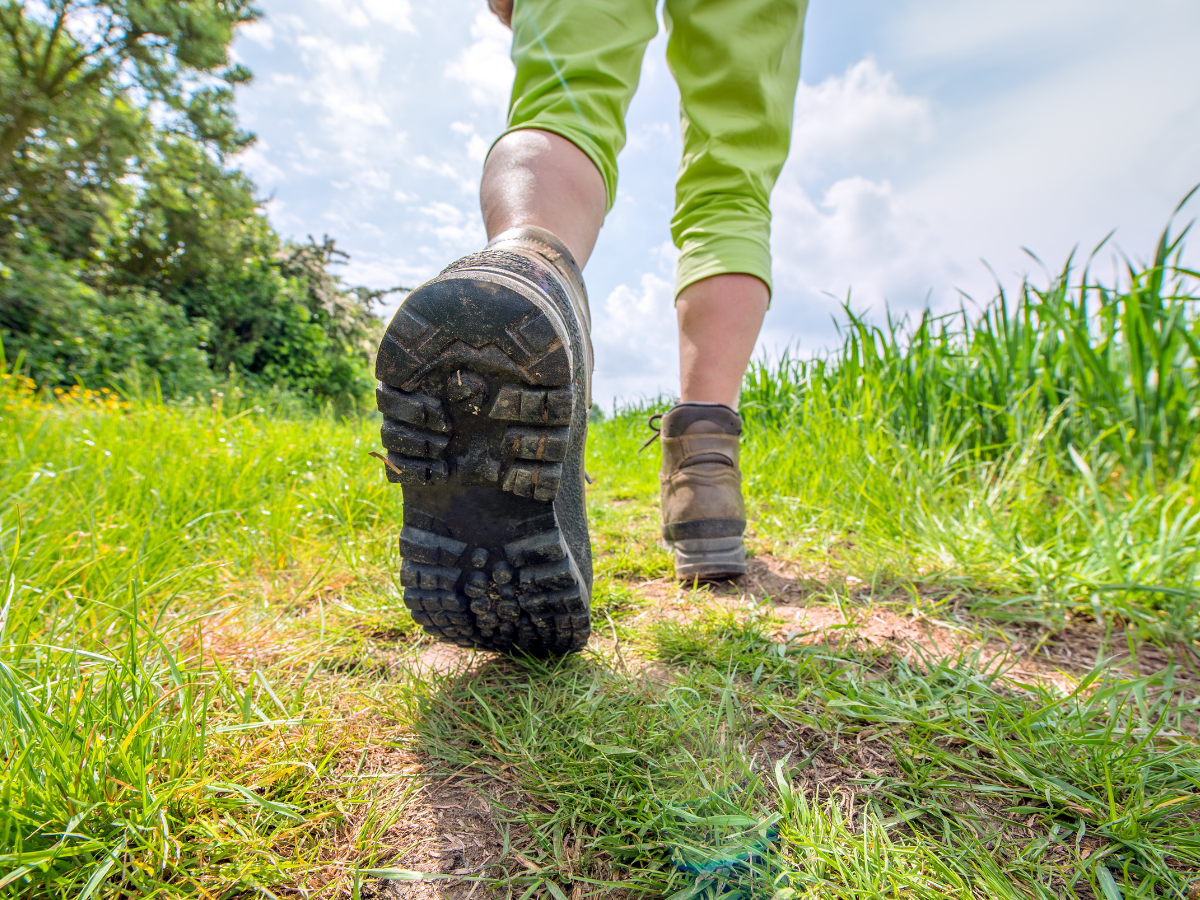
left=638, top=413, right=663, bottom=453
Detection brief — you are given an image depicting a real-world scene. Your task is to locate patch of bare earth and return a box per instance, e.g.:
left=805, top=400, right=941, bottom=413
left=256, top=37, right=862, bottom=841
left=320, top=648, right=541, bottom=899
left=192, top=609, right=537, bottom=898
left=621, top=553, right=1200, bottom=691
left=273, top=723, right=531, bottom=900
left=343, top=647, right=632, bottom=900
left=349, top=765, right=522, bottom=900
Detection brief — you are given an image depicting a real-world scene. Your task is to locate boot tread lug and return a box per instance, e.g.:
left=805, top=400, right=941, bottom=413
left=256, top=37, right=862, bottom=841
left=381, top=419, right=450, bottom=459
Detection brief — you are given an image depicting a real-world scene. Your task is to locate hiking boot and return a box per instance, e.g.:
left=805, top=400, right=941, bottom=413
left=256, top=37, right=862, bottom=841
left=373, top=226, right=593, bottom=656
left=656, top=402, right=748, bottom=580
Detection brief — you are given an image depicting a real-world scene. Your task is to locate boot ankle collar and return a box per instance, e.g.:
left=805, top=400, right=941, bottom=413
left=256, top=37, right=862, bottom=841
left=488, top=226, right=580, bottom=273
left=662, top=402, right=742, bottom=438
left=486, top=227, right=587, bottom=325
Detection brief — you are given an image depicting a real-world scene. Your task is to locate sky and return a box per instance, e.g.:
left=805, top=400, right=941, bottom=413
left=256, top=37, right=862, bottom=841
left=231, top=0, right=1200, bottom=410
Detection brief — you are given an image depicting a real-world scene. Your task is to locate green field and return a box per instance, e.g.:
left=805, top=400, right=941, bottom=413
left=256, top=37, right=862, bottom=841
left=3, top=220, right=1200, bottom=899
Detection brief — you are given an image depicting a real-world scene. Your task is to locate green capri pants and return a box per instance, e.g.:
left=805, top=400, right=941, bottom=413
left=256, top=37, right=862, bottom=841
left=503, top=0, right=808, bottom=297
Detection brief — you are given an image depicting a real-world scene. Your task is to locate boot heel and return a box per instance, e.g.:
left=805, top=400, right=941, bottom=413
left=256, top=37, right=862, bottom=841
left=668, top=536, right=748, bottom=581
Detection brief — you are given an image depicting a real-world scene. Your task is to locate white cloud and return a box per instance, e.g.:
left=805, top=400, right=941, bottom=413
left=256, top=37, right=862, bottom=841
left=417, top=201, right=485, bottom=247
left=894, top=0, right=1103, bottom=64
left=238, top=20, right=275, bottom=48
left=310, top=0, right=414, bottom=32
left=360, top=0, right=414, bottom=32
left=293, top=34, right=384, bottom=81
left=235, top=141, right=286, bottom=185
left=767, top=173, right=950, bottom=350
left=466, top=133, right=489, bottom=162
left=772, top=57, right=945, bottom=321
left=791, top=177, right=938, bottom=280
left=413, top=155, right=475, bottom=193
left=791, top=58, right=932, bottom=175
left=420, top=201, right=464, bottom=226
left=445, top=11, right=514, bottom=111
left=624, top=121, right=672, bottom=155
left=349, top=252, right=436, bottom=321
left=590, top=243, right=681, bottom=408
left=449, top=121, right=491, bottom=162
left=233, top=0, right=494, bottom=302
left=289, top=35, right=391, bottom=144
left=744, top=57, right=948, bottom=360
left=258, top=196, right=302, bottom=233
left=353, top=167, right=391, bottom=191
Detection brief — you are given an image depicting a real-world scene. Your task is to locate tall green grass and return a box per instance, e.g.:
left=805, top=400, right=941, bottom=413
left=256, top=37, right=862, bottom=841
left=0, top=383, right=411, bottom=897
left=743, top=197, right=1200, bottom=472
left=723, top=206, right=1200, bottom=634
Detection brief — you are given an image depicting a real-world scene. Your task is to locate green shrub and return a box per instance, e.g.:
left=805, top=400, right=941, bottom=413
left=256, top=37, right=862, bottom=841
left=0, top=236, right=213, bottom=394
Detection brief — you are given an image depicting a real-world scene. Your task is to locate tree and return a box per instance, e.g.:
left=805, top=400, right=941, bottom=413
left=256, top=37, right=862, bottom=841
left=0, top=0, right=389, bottom=405
left=0, top=0, right=257, bottom=254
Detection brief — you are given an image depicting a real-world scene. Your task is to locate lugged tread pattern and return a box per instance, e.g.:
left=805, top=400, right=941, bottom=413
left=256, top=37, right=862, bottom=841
left=490, top=386, right=574, bottom=425
left=505, top=425, right=569, bottom=462
left=381, top=421, right=449, bottom=459
left=377, top=384, right=450, bottom=432
left=376, top=298, right=576, bottom=500
left=504, top=530, right=565, bottom=567
left=398, top=523, right=588, bottom=654
left=399, top=526, right=467, bottom=567
left=375, top=251, right=592, bottom=656
left=501, top=462, right=561, bottom=502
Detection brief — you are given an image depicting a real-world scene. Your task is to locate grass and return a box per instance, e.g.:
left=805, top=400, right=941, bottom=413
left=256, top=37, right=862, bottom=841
left=3, top=217, right=1200, bottom=898
left=404, top=611, right=1200, bottom=898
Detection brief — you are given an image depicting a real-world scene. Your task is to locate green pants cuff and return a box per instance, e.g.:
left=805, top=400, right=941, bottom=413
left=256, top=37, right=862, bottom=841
left=675, top=235, right=774, bottom=300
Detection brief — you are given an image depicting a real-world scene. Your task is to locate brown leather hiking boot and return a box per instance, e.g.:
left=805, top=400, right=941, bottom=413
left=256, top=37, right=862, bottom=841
left=655, top=402, right=747, bottom=580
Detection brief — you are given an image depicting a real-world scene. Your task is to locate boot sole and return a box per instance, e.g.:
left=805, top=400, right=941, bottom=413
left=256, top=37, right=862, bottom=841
left=375, top=260, right=591, bottom=656
left=668, top=536, right=748, bottom=581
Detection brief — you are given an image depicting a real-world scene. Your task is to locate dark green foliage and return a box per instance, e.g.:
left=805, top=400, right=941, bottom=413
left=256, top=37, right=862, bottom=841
left=0, top=0, right=386, bottom=403
left=0, top=225, right=383, bottom=400
left=0, top=234, right=214, bottom=394
left=0, top=0, right=256, bottom=254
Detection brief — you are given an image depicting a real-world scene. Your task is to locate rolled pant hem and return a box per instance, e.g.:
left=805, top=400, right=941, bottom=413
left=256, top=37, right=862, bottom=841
left=492, top=123, right=619, bottom=214
left=676, top=238, right=774, bottom=301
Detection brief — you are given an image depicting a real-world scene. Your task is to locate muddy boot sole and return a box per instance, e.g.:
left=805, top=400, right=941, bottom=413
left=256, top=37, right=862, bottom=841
left=668, top=536, right=748, bottom=581
left=375, top=252, right=592, bottom=656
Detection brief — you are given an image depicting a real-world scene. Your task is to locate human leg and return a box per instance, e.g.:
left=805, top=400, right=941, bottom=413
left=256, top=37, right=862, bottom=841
left=656, top=0, right=807, bottom=579
left=498, top=0, right=659, bottom=224
left=677, top=273, right=769, bottom=410
left=481, top=129, right=606, bottom=268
